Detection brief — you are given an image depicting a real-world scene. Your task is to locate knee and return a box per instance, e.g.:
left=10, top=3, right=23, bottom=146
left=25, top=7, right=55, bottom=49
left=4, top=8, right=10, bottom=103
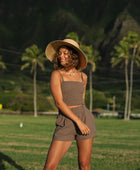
left=79, top=159, right=90, bottom=169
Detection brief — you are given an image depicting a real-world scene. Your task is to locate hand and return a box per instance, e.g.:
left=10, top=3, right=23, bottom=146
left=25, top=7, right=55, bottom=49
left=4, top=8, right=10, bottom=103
left=76, top=119, right=90, bottom=135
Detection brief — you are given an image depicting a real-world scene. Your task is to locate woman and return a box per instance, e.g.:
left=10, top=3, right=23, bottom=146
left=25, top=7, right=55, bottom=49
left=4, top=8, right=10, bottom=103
left=44, top=39, right=96, bottom=170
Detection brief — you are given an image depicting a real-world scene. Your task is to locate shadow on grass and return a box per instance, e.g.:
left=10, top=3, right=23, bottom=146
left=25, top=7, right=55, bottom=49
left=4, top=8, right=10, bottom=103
left=0, top=152, right=25, bottom=170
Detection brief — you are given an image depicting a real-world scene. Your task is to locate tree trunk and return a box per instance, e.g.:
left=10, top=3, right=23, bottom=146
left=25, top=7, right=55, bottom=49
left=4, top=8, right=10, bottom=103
left=124, top=58, right=129, bottom=120
left=128, top=47, right=136, bottom=119
left=34, top=63, right=37, bottom=117
left=89, top=66, right=93, bottom=112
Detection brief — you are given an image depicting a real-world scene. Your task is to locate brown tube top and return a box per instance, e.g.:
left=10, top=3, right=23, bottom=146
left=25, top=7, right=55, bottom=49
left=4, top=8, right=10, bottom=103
left=61, top=81, right=84, bottom=106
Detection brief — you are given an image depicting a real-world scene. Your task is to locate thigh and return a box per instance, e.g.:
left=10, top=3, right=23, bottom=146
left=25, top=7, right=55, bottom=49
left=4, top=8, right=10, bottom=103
left=76, top=138, right=94, bottom=162
left=45, top=140, right=72, bottom=166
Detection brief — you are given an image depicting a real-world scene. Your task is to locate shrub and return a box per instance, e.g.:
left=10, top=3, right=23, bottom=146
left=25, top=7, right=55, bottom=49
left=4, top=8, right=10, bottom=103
left=0, top=91, right=19, bottom=107
left=85, top=89, right=108, bottom=109
left=38, top=95, right=57, bottom=111
left=6, top=94, right=34, bottom=111
left=3, top=93, right=56, bottom=112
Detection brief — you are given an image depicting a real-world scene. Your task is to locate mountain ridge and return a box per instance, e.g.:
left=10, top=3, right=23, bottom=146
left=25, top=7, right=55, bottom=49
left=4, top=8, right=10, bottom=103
left=0, top=0, right=140, bottom=66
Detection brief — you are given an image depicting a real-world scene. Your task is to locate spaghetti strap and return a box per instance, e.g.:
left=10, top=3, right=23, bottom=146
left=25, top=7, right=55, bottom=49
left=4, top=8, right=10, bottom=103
left=81, top=72, right=84, bottom=82
left=57, top=70, right=64, bottom=81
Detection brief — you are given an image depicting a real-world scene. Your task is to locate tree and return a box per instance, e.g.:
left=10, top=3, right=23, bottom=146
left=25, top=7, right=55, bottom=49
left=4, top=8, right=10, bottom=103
left=124, top=31, right=140, bottom=119
left=111, top=31, right=140, bottom=120
left=111, top=40, right=130, bottom=120
left=81, top=45, right=101, bottom=112
left=21, top=44, right=46, bottom=117
left=66, top=32, right=80, bottom=43
left=66, top=32, right=101, bottom=112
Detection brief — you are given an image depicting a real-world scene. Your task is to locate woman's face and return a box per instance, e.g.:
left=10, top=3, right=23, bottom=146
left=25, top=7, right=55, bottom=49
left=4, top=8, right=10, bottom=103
left=57, top=47, right=70, bottom=66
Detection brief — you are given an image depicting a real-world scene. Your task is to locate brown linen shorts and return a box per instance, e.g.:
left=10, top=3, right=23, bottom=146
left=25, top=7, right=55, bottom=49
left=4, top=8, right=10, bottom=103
left=52, top=105, right=97, bottom=141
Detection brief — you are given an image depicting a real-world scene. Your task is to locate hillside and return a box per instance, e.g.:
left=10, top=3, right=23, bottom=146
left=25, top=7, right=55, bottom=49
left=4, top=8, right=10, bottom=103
left=0, top=1, right=140, bottom=49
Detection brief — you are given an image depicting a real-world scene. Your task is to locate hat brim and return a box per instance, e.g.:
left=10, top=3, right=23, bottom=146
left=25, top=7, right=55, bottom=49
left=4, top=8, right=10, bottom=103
left=45, top=40, right=87, bottom=70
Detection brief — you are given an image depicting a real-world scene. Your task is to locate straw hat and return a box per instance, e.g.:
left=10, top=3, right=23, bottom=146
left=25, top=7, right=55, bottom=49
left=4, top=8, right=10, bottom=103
left=45, top=39, right=87, bottom=69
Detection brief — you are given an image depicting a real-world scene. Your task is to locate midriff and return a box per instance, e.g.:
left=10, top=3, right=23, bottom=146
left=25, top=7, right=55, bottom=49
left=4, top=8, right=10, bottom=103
left=68, top=104, right=82, bottom=109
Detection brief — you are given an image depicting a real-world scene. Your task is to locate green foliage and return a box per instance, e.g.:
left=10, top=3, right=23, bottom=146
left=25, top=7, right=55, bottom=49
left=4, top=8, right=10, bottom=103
left=38, top=95, right=57, bottom=112
left=132, top=96, right=140, bottom=110
left=111, top=31, right=140, bottom=68
left=125, top=31, right=140, bottom=66
left=85, top=89, right=108, bottom=109
left=8, top=94, right=34, bottom=111
left=41, top=87, right=52, bottom=96
left=111, top=38, right=130, bottom=67
left=66, top=32, right=79, bottom=43
left=0, top=91, right=19, bottom=108
left=0, top=74, right=56, bottom=112
left=21, top=44, right=46, bottom=73
left=0, top=55, right=6, bottom=70
left=0, top=93, right=56, bottom=112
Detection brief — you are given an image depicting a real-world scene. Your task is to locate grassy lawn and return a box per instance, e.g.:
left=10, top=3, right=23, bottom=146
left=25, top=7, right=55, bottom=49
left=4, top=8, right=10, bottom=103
left=0, top=115, right=139, bottom=170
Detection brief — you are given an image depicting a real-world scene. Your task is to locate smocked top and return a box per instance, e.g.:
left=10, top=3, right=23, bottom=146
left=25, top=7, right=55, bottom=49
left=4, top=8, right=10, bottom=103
left=58, top=71, right=84, bottom=106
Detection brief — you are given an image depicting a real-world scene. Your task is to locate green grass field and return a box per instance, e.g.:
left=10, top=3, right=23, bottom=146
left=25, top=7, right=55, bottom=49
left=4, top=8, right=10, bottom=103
left=0, top=115, right=139, bottom=170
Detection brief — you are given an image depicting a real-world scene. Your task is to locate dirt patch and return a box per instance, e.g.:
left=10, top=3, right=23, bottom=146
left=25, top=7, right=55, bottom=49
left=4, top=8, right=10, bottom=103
left=94, top=141, right=139, bottom=146
left=0, top=148, right=48, bottom=155
left=0, top=134, right=51, bottom=141
left=0, top=122, right=9, bottom=125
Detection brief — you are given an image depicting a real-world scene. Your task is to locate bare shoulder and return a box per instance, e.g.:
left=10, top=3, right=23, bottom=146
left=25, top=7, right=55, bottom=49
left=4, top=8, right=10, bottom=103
left=81, top=72, right=87, bottom=81
left=51, top=70, right=61, bottom=81
left=51, top=70, right=59, bottom=77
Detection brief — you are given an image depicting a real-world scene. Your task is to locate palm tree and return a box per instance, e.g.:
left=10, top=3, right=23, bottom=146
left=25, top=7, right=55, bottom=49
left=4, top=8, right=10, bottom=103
left=21, top=44, right=46, bottom=117
left=66, top=32, right=80, bottom=43
left=125, top=31, right=140, bottom=119
left=111, top=32, right=140, bottom=120
left=111, top=39, right=130, bottom=120
left=0, top=55, right=6, bottom=71
left=66, top=32, right=101, bottom=112
left=81, top=45, right=101, bottom=112
left=89, top=50, right=101, bottom=112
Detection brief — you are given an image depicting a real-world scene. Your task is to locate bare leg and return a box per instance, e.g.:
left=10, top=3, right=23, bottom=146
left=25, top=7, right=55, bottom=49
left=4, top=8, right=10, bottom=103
left=76, top=138, right=94, bottom=170
left=44, top=140, right=72, bottom=170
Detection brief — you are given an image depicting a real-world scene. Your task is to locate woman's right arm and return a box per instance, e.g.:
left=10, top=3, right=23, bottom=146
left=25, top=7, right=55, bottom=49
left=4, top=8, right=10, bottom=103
left=50, top=70, right=90, bottom=135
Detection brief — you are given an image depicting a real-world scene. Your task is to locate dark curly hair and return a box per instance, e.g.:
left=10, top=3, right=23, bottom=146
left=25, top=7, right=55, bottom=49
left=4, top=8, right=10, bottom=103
left=52, top=46, right=79, bottom=71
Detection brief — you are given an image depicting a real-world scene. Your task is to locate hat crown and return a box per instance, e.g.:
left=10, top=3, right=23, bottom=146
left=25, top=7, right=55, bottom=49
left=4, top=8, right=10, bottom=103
left=63, top=39, right=80, bottom=49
